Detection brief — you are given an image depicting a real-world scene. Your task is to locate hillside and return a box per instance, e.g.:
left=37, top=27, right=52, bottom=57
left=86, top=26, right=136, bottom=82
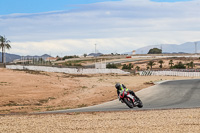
left=0, top=53, right=51, bottom=63
left=135, top=41, right=200, bottom=54
left=0, top=52, right=21, bottom=63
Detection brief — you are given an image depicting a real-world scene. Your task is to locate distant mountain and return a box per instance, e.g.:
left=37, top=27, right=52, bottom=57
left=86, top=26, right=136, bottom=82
left=88, top=53, right=103, bottom=57
left=134, top=41, right=200, bottom=54
left=0, top=52, right=21, bottom=63
left=122, top=52, right=132, bottom=55
left=0, top=53, right=52, bottom=63
left=23, top=54, right=51, bottom=59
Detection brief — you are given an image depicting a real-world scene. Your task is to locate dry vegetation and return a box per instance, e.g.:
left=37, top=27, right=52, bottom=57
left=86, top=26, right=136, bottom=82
left=0, top=68, right=196, bottom=114
left=0, top=66, right=200, bottom=132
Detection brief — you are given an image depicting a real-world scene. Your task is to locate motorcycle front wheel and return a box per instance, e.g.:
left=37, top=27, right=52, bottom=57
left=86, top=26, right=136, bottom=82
left=137, top=99, right=143, bottom=108
left=123, top=98, right=134, bottom=108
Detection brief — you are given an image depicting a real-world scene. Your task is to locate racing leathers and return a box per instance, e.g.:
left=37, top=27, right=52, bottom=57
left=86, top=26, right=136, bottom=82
left=116, top=84, right=139, bottom=102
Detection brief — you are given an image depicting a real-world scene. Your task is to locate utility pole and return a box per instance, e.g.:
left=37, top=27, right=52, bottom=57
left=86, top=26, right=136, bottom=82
left=95, top=44, right=97, bottom=54
left=94, top=44, right=97, bottom=68
left=195, top=42, right=198, bottom=54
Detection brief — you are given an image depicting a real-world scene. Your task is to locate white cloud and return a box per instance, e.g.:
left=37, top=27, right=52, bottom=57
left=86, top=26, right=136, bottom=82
left=1, top=0, right=200, bottom=56
left=10, top=38, right=140, bottom=56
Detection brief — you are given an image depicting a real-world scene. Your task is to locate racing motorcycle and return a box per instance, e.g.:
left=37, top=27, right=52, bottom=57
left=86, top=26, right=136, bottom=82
left=119, top=90, right=143, bottom=108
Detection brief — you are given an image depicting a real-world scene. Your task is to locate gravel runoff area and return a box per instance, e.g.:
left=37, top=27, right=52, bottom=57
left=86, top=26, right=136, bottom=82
left=0, top=108, right=200, bottom=133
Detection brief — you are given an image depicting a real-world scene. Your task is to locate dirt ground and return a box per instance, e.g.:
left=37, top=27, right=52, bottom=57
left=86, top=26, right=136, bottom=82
left=1, top=68, right=200, bottom=132
left=0, top=108, right=199, bottom=133
left=0, top=68, right=197, bottom=114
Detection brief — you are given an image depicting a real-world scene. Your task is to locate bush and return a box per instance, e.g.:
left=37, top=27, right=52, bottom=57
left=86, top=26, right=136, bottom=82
left=173, top=62, right=186, bottom=69
left=62, top=55, right=79, bottom=60
left=122, top=63, right=134, bottom=70
left=106, top=63, right=117, bottom=69
left=56, top=58, right=62, bottom=61
left=135, top=66, right=140, bottom=71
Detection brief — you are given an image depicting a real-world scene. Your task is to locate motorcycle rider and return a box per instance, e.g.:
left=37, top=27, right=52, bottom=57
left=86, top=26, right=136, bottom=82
left=115, top=83, right=139, bottom=104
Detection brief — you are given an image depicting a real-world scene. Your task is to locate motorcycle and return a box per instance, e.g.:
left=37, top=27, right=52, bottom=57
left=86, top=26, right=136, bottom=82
left=119, top=90, right=143, bottom=108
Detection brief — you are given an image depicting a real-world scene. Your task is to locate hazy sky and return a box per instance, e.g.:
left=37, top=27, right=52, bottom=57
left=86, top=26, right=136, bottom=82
left=0, top=0, right=200, bottom=56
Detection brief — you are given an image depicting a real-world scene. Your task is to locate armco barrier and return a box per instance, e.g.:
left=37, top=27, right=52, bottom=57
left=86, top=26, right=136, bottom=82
left=6, top=65, right=130, bottom=74
left=139, top=70, right=200, bottom=77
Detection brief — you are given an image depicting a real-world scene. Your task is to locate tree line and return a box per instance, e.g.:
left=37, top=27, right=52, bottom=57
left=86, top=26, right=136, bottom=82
left=106, top=59, right=196, bottom=70
left=146, top=59, right=195, bottom=70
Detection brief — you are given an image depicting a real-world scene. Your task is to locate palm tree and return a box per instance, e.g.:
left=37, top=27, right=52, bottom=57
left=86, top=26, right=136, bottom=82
left=186, top=63, right=190, bottom=69
left=83, top=53, right=87, bottom=57
left=135, top=66, right=140, bottom=71
left=158, top=60, right=164, bottom=68
left=147, top=61, right=156, bottom=69
left=169, top=59, right=174, bottom=69
left=189, top=61, right=195, bottom=69
left=0, top=36, right=11, bottom=63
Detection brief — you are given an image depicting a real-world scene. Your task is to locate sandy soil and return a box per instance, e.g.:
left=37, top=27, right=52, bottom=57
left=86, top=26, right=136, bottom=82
left=0, top=108, right=199, bottom=133
left=1, top=67, right=200, bottom=132
left=0, top=68, right=197, bottom=114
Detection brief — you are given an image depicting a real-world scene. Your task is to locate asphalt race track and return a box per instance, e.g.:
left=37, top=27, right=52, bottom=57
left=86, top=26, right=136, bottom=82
left=39, top=79, right=200, bottom=114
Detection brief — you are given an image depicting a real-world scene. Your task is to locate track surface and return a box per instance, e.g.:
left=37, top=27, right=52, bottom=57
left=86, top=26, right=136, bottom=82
left=39, top=79, right=200, bottom=114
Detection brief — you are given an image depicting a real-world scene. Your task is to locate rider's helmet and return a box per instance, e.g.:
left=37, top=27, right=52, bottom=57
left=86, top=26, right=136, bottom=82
left=115, top=83, right=121, bottom=90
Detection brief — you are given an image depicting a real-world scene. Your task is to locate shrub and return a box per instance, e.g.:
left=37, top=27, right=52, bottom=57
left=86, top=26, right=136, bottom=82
left=122, top=63, right=134, bottom=70
left=62, top=55, right=79, bottom=60
left=173, top=62, right=186, bottom=69
left=135, top=66, right=140, bottom=71
left=106, top=63, right=117, bottom=69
